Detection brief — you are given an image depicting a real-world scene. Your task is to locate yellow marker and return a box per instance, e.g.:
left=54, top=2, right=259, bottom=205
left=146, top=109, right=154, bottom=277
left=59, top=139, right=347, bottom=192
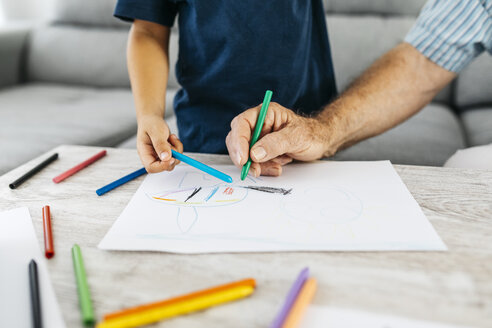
left=96, top=285, right=254, bottom=328
left=281, top=278, right=317, bottom=328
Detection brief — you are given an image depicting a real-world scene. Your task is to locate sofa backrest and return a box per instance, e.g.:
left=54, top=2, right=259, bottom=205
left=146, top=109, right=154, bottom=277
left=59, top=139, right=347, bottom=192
left=323, top=0, right=427, bottom=15
left=455, top=53, right=492, bottom=110
left=27, top=0, right=491, bottom=109
left=27, top=25, right=130, bottom=88
left=26, top=0, right=180, bottom=90
left=53, top=0, right=128, bottom=28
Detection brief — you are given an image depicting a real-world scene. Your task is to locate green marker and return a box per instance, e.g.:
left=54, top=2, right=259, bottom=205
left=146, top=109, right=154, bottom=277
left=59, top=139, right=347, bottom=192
left=72, top=244, right=95, bottom=326
left=241, top=90, right=273, bottom=180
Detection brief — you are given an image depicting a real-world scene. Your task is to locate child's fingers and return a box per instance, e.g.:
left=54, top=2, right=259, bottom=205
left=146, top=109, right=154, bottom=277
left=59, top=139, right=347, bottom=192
left=138, top=140, right=170, bottom=173
left=149, top=129, right=176, bottom=171
left=169, top=134, right=183, bottom=153
left=168, top=134, right=183, bottom=170
left=138, top=142, right=159, bottom=172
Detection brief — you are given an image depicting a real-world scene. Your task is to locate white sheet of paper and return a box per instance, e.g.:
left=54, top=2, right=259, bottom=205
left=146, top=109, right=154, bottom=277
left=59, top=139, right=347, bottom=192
left=0, top=207, right=66, bottom=328
left=99, top=161, right=446, bottom=253
left=300, top=306, right=471, bottom=328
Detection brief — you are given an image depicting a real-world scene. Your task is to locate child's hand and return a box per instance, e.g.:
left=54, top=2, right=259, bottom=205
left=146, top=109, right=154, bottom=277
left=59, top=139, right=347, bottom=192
left=137, top=114, right=183, bottom=173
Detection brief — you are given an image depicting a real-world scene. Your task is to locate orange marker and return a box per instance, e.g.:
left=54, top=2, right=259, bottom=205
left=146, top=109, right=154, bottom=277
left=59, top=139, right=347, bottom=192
left=42, top=205, right=55, bottom=258
left=281, top=278, right=317, bottom=328
left=104, top=278, right=256, bottom=320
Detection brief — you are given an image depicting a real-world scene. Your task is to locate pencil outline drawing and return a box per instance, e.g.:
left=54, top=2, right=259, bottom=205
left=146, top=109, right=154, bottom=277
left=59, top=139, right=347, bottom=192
left=146, top=172, right=294, bottom=233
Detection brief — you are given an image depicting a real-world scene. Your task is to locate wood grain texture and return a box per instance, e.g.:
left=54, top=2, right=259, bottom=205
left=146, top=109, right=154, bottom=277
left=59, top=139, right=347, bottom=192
left=1, top=145, right=491, bottom=327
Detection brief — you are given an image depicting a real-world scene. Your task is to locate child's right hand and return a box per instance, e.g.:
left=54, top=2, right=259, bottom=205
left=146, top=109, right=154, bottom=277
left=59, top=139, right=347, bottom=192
left=137, top=114, right=183, bottom=173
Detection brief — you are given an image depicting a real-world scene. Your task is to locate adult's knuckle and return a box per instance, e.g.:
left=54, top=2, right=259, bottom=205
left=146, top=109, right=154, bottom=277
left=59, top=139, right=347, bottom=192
left=230, top=116, right=238, bottom=129
left=225, top=134, right=233, bottom=148
left=264, top=115, right=274, bottom=128
left=270, top=102, right=280, bottom=110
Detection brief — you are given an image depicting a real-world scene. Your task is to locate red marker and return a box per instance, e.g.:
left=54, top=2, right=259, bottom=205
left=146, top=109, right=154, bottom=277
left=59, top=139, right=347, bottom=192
left=42, top=206, right=54, bottom=258
left=53, top=150, right=106, bottom=183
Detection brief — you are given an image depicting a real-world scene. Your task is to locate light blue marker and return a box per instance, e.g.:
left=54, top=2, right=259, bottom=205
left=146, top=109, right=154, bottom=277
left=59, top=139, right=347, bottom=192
left=171, top=150, right=233, bottom=183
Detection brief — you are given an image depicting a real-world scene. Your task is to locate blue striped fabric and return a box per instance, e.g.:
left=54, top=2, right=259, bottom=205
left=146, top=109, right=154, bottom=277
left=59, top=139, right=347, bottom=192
left=405, top=0, right=492, bottom=72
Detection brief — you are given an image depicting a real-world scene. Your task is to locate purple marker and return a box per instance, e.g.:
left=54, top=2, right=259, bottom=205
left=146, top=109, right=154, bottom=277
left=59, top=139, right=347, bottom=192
left=270, top=267, right=310, bottom=328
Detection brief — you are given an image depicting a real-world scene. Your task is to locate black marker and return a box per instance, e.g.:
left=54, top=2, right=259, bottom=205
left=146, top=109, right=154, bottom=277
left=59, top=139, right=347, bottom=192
left=9, top=153, right=58, bottom=189
left=29, top=259, right=43, bottom=328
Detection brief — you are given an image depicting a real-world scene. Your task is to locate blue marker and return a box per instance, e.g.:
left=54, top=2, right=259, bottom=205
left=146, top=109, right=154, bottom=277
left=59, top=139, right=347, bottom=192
left=96, top=167, right=147, bottom=196
left=171, top=150, right=233, bottom=183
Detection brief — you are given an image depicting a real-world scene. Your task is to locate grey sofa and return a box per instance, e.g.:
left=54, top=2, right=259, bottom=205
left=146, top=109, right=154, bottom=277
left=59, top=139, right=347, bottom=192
left=1, top=0, right=491, bottom=175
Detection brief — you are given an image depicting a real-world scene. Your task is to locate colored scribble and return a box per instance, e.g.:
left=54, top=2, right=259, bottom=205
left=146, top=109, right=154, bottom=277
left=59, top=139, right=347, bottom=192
left=147, top=172, right=293, bottom=234
left=223, top=187, right=234, bottom=195
left=243, top=186, right=292, bottom=195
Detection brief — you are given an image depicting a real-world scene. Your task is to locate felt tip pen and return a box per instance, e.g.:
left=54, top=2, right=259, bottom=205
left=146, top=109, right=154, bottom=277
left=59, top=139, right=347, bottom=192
left=241, top=90, right=273, bottom=180
left=171, top=150, right=232, bottom=183
left=96, top=285, right=255, bottom=328
left=53, top=150, right=106, bottom=183
left=72, top=244, right=95, bottom=326
left=282, top=278, right=317, bottom=328
left=270, top=267, right=309, bottom=328
left=42, top=205, right=55, bottom=259
left=96, top=167, right=147, bottom=196
left=29, top=260, right=43, bottom=328
left=9, top=153, right=58, bottom=189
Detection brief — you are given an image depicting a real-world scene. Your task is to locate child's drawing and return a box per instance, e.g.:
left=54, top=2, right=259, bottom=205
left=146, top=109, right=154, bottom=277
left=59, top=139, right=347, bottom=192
left=147, top=172, right=292, bottom=233
left=146, top=171, right=362, bottom=233
left=100, top=162, right=448, bottom=253
left=282, top=187, right=363, bottom=224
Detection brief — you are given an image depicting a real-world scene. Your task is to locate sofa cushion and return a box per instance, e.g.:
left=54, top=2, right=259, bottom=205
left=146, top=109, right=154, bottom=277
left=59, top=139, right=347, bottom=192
left=27, top=26, right=129, bottom=88
left=454, top=53, right=492, bottom=109
left=331, top=103, right=466, bottom=166
left=0, top=83, right=137, bottom=175
left=323, top=0, right=426, bottom=16
left=327, top=15, right=452, bottom=104
left=444, top=144, right=492, bottom=170
left=0, top=26, right=29, bottom=88
left=461, top=108, right=492, bottom=146
left=53, top=0, right=128, bottom=28
left=26, top=25, right=180, bottom=90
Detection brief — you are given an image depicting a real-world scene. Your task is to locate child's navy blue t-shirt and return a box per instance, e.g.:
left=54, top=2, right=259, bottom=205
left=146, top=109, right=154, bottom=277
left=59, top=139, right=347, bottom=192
left=115, top=0, right=337, bottom=154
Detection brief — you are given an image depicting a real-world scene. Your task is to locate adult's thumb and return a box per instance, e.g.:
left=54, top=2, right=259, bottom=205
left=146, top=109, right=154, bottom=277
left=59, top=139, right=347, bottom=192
left=250, top=129, right=294, bottom=163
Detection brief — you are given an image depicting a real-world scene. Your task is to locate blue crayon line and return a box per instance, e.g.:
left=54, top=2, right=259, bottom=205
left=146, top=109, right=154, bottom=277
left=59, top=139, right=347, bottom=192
left=96, top=167, right=147, bottom=196
left=205, top=186, right=219, bottom=202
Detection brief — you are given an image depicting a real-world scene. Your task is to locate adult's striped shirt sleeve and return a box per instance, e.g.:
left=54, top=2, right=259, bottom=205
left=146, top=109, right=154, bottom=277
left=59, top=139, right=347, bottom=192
left=404, top=0, right=492, bottom=73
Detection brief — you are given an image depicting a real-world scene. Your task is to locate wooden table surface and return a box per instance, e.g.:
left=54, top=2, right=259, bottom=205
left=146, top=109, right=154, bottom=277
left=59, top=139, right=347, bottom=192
left=1, top=145, right=491, bottom=327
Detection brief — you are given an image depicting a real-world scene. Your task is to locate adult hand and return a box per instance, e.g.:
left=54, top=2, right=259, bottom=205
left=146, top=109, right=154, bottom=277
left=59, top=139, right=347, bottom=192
left=226, top=102, right=332, bottom=177
left=137, top=114, right=183, bottom=173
